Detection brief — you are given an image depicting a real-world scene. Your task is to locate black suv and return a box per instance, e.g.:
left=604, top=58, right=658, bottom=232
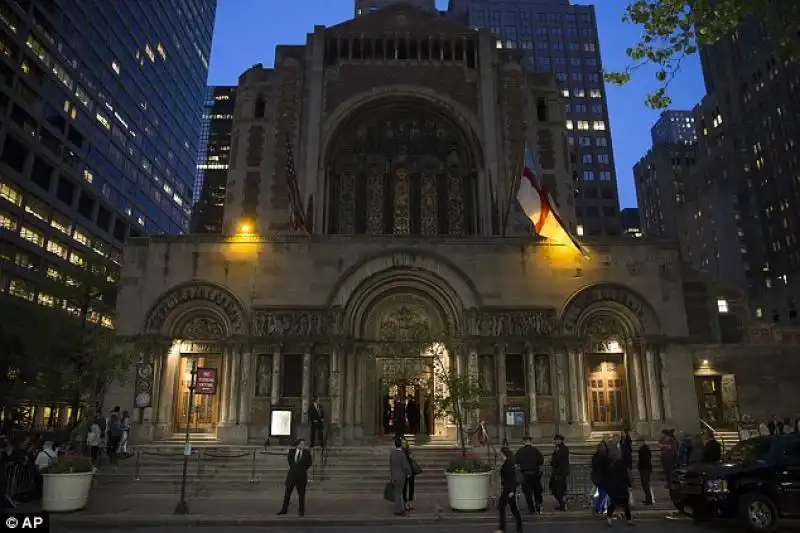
left=670, top=435, right=800, bottom=532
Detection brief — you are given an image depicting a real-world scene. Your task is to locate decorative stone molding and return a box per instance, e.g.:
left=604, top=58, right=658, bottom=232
left=472, top=308, right=557, bottom=337
left=560, top=283, right=661, bottom=336
left=252, top=308, right=343, bottom=338
left=144, top=282, right=248, bottom=336
left=178, top=316, right=225, bottom=340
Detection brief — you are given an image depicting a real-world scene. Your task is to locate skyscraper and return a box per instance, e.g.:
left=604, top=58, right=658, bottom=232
left=679, top=14, right=800, bottom=323
left=192, top=86, right=236, bottom=234
left=0, top=0, right=216, bottom=322
left=448, top=0, right=620, bottom=236
left=650, top=110, right=696, bottom=145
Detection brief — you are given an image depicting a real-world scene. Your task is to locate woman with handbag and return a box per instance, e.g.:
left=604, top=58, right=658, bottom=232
left=402, top=438, right=422, bottom=511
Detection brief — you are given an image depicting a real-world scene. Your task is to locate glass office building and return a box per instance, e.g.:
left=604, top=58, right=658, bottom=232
left=0, top=0, right=215, bottom=322
left=448, top=0, right=621, bottom=236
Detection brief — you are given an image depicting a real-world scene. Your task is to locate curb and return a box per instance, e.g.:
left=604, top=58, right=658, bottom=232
left=51, top=509, right=678, bottom=529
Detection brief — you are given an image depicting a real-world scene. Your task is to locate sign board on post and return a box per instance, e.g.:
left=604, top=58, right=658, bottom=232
left=505, top=406, right=525, bottom=427
left=270, top=407, right=293, bottom=438
left=195, top=368, right=217, bottom=395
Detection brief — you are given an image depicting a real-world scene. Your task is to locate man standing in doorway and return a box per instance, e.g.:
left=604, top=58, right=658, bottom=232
left=308, top=397, right=324, bottom=448
left=515, top=436, right=544, bottom=514
left=277, top=438, right=312, bottom=517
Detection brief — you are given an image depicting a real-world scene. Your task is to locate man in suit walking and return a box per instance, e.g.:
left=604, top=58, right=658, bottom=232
left=277, top=438, right=312, bottom=517
left=389, top=435, right=412, bottom=516
left=308, top=397, right=325, bottom=448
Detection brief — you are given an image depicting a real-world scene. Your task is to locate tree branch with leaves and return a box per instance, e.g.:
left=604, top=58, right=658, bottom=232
left=605, top=0, right=800, bottom=108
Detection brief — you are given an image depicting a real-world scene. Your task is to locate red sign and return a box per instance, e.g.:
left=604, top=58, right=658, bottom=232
left=195, top=368, right=217, bottom=395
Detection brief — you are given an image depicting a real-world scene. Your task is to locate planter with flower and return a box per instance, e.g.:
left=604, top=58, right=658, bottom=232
left=430, top=349, right=492, bottom=511
left=42, top=455, right=95, bottom=512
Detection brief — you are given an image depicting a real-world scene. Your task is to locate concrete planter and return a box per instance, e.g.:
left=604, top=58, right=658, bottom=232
left=445, top=471, right=492, bottom=511
left=42, top=471, right=94, bottom=512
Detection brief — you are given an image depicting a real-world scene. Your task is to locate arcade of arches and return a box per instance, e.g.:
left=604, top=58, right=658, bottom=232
left=117, top=262, right=677, bottom=445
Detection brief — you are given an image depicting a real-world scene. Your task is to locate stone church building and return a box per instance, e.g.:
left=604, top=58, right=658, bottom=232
left=106, top=4, right=786, bottom=445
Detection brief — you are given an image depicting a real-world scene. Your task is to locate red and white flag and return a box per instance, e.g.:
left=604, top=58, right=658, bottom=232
left=516, top=145, right=587, bottom=256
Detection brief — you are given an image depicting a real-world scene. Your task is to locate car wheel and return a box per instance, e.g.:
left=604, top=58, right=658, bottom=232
left=738, top=493, right=778, bottom=533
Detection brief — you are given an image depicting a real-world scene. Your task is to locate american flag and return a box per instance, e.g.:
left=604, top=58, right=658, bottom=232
left=285, top=136, right=308, bottom=233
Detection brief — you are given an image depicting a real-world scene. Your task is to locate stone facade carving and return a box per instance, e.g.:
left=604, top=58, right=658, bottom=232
left=475, top=309, right=557, bottom=337
left=180, top=317, right=225, bottom=340
left=562, top=284, right=659, bottom=335
left=313, top=355, right=329, bottom=397
left=252, top=308, right=344, bottom=338
left=581, top=315, right=623, bottom=339
left=534, top=354, right=551, bottom=395
left=144, top=283, right=246, bottom=335
left=257, top=354, right=272, bottom=396
left=179, top=342, right=222, bottom=354
left=479, top=354, right=494, bottom=393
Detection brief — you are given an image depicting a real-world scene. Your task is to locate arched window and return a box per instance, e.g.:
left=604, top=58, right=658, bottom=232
left=325, top=102, right=479, bottom=236
left=254, top=96, right=266, bottom=119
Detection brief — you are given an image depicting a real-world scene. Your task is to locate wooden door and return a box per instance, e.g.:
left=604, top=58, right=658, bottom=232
left=587, top=361, right=627, bottom=429
left=174, top=355, right=220, bottom=433
left=695, top=376, right=723, bottom=427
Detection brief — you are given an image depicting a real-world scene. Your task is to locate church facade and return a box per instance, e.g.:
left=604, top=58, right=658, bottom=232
left=107, top=5, right=717, bottom=444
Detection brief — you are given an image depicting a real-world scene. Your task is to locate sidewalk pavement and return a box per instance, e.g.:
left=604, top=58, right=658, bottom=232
left=46, top=486, right=677, bottom=529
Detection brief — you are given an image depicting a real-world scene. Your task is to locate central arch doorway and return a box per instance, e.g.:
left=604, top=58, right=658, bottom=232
left=378, top=357, right=435, bottom=436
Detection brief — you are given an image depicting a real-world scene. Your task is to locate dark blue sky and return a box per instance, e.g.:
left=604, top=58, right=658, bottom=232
left=207, top=0, right=706, bottom=208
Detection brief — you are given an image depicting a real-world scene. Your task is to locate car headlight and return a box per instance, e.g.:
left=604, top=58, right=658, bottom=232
left=705, top=478, right=729, bottom=493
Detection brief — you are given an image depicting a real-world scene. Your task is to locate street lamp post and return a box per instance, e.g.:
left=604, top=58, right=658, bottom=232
left=174, top=360, right=197, bottom=515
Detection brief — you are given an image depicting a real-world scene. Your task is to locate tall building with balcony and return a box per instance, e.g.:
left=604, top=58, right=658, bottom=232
left=448, top=0, right=621, bottom=236
left=651, top=110, right=696, bottom=145
left=0, top=0, right=216, bottom=324
left=191, top=86, right=235, bottom=234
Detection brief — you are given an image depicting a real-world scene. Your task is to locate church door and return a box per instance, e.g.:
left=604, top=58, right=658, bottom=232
left=586, top=357, right=628, bottom=430
left=173, top=355, right=221, bottom=433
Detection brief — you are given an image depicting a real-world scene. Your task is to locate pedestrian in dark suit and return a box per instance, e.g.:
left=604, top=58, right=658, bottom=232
left=702, top=431, right=722, bottom=463
left=497, top=446, right=523, bottom=532
left=549, top=434, right=570, bottom=511
left=606, top=446, right=633, bottom=525
left=389, top=436, right=412, bottom=516
left=308, top=397, right=325, bottom=448
left=515, top=436, right=544, bottom=514
left=637, top=438, right=653, bottom=505
left=277, top=438, right=312, bottom=516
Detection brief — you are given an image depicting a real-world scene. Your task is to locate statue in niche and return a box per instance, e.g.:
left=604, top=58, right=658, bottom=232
left=256, top=354, right=272, bottom=397
left=534, top=355, right=551, bottom=395
left=479, top=355, right=494, bottom=393
left=313, top=356, right=329, bottom=397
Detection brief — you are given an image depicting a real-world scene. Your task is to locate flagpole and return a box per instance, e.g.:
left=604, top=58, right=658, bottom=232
left=501, top=135, right=527, bottom=236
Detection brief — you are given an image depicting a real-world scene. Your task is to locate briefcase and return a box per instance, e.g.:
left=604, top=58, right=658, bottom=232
left=383, top=481, right=394, bottom=502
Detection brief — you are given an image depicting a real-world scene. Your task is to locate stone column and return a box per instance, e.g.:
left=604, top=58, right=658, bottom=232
left=301, top=346, right=313, bottom=425
left=155, top=344, right=178, bottom=434
left=555, top=349, right=568, bottom=423
left=495, top=344, right=506, bottom=434
left=576, top=352, right=588, bottom=423
left=226, top=345, right=240, bottom=423
left=645, top=345, right=663, bottom=422
left=659, top=346, right=672, bottom=421
left=218, top=350, right=230, bottom=424
left=568, top=350, right=580, bottom=423
left=467, top=343, right=479, bottom=425
left=524, top=344, right=537, bottom=435
left=345, top=347, right=356, bottom=440
left=270, top=344, right=281, bottom=405
left=629, top=342, right=648, bottom=422
left=354, top=349, right=366, bottom=437
left=238, top=345, right=252, bottom=425
left=329, top=346, right=342, bottom=426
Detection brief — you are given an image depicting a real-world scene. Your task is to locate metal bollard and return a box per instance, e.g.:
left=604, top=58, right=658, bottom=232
left=249, top=450, right=256, bottom=483
left=134, top=452, right=141, bottom=481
